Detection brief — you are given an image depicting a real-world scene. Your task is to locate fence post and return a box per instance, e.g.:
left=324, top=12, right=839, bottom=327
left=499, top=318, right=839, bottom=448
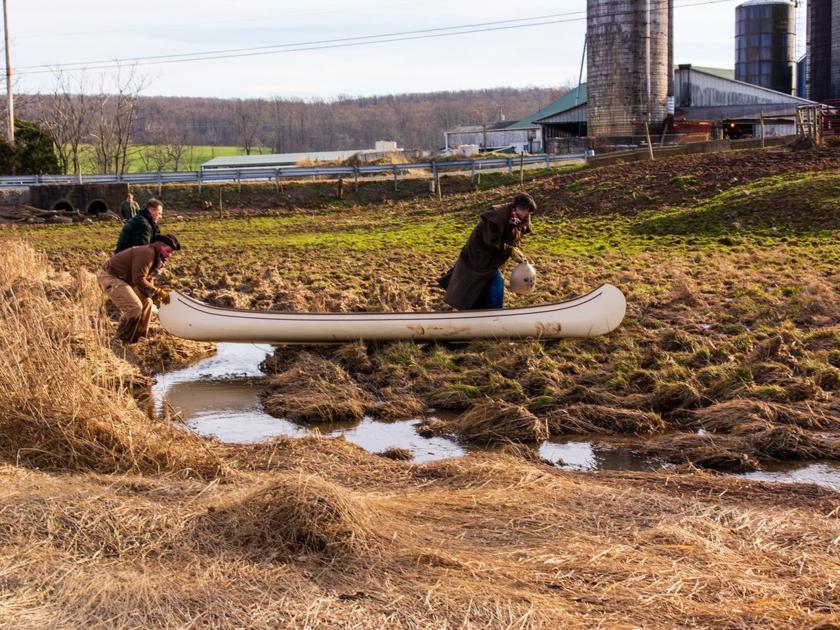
left=393, top=165, right=398, bottom=191
left=545, top=154, right=550, bottom=169
left=470, top=160, right=476, bottom=183
left=507, top=157, right=513, bottom=175
left=198, top=171, right=203, bottom=193
left=157, top=173, right=162, bottom=196
left=644, top=121, right=655, bottom=161
left=354, top=167, right=359, bottom=192
left=760, top=110, right=765, bottom=148
left=236, top=171, right=241, bottom=193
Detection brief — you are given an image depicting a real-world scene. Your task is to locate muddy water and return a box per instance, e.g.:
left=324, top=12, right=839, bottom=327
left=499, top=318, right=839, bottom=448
left=153, top=344, right=840, bottom=490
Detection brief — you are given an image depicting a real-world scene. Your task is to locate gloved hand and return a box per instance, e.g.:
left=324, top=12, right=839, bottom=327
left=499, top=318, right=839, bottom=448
left=152, top=288, right=170, bottom=307
left=510, top=247, right=528, bottom=264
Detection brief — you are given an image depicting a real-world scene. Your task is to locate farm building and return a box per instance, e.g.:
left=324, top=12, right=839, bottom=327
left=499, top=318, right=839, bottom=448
left=443, top=121, right=539, bottom=154
left=442, top=89, right=590, bottom=154
left=535, top=65, right=814, bottom=152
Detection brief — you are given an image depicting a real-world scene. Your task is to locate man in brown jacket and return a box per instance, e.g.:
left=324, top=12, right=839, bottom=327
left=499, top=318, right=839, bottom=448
left=97, top=234, right=181, bottom=343
left=438, top=192, right=536, bottom=310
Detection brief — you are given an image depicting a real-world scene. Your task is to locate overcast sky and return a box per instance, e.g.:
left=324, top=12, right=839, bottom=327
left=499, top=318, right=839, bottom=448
left=6, top=0, right=806, bottom=99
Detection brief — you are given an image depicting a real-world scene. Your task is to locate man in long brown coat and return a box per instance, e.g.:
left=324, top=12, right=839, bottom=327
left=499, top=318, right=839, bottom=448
left=439, top=192, right=537, bottom=310
left=97, top=234, right=180, bottom=343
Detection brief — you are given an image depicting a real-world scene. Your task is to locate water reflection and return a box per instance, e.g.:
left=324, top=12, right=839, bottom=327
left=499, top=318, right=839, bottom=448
left=743, top=462, right=840, bottom=492
left=539, top=438, right=656, bottom=471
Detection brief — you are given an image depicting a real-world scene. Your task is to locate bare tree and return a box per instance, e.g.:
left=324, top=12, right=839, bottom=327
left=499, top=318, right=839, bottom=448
left=32, top=71, right=95, bottom=176
left=138, top=121, right=191, bottom=172
left=235, top=99, right=265, bottom=155
left=90, top=64, right=148, bottom=174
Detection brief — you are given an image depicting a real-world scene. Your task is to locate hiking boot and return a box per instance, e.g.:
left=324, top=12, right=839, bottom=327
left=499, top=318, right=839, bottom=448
left=116, top=316, right=140, bottom=344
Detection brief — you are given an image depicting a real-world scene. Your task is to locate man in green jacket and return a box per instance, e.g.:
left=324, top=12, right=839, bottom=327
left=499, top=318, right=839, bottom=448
left=114, top=198, right=163, bottom=253
left=118, top=192, right=140, bottom=221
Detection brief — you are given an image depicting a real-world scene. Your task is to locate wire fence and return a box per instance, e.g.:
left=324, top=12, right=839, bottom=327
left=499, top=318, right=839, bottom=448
left=0, top=153, right=590, bottom=191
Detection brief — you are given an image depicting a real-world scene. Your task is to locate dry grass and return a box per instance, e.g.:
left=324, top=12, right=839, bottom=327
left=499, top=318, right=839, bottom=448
left=0, top=242, right=224, bottom=477
left=426, top=398, right=549, bottom=444
left=203, top=472, right=385, bottom=556
left=0, top=452, right=838, bottom=628
left=688, top=399, right=837, bottom=433
left=640, top=425, right=840, bottom=472
left=546, top=404, right=665, bottom=435
left=262, top=352, right=371, bottom=423
left=130, top=327, right=216, bottom=374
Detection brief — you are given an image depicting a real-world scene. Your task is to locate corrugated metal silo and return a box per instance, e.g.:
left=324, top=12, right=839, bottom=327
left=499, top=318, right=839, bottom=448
left=807, top=0, right=840, bottom=101
left=586, top=0, right=671, bottom=137
left=735, top=0, right=796, bottom=94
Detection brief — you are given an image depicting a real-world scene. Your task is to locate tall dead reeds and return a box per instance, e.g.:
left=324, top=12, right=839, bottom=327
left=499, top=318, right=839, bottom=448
left=0, top=242, right=224, bottom=477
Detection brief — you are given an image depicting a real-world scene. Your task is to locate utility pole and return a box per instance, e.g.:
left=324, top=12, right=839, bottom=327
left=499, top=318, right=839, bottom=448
left=3, top=0, right=13, bottom=144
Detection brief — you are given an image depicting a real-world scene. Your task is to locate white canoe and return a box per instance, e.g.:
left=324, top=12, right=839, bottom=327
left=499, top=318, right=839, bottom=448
left=158, top=284, right=626, bottom=343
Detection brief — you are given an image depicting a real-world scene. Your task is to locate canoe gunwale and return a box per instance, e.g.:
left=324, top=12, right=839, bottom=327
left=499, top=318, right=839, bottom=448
left=170, top=286, right=607, bottom=323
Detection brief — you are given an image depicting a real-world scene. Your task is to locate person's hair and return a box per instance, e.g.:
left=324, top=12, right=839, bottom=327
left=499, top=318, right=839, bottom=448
left=512, top=192, right=537, bottom=213
left=145, top=198, right=163, bottom=211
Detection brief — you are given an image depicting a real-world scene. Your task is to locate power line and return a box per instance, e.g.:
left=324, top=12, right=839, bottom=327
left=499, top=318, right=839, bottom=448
left=13, top=0, right=448, bottom=40
left=16, top=11, right=593, bottom=71
left=15, top=0, right=736, bottom=77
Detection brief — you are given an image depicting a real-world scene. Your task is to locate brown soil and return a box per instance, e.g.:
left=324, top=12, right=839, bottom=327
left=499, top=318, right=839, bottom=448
left=539, top=145, right=840, bottom=218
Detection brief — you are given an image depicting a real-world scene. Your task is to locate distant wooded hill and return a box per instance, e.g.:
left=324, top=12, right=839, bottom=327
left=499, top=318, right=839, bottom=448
left=20, top=86, right=568, bottom=155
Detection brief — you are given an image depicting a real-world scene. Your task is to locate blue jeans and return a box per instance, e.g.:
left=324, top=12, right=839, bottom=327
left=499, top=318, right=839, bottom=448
left=473, top=271, right=504, bottom=310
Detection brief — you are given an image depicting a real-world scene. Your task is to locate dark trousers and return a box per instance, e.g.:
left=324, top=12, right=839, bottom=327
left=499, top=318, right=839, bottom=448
left=472, top=271, right=504, bottom=310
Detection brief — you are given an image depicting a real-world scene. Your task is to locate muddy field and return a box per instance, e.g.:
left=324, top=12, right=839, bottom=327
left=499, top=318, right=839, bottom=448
left=0, top=144, right=838, bottom=628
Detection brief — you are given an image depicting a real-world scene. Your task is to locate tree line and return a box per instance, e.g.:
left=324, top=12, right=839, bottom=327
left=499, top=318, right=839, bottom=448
left=12, top=70, right=567, bottom=175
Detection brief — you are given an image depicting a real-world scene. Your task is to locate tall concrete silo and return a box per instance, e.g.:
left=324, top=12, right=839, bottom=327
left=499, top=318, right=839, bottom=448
left=586, top=0, right=671, bottom=138
left=735, top=0, right=796, bottom=94
left=807, top=0, right=840, bottom=101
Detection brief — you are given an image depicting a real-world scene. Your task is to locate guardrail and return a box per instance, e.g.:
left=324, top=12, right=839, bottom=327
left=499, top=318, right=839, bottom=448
left=0, top=153, right=590, bottom=190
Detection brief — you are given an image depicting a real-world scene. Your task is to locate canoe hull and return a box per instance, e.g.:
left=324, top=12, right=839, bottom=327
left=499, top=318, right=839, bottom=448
left=158, top=285, right=626, bottom=343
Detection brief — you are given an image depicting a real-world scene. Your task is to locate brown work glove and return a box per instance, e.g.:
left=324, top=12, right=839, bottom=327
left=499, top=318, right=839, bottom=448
left=152, top=288, right=170, bottom=307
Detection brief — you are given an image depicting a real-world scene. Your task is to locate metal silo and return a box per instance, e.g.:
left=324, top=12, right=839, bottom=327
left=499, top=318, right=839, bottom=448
left=586, top=0, right=671, bottom=138
left=807, top=0, right=840, bottom=101
left=735, top=0, right=796, bottom=94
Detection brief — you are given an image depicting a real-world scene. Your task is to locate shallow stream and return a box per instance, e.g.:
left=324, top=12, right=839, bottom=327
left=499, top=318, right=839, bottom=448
left=153, top=343, right=840, bottom=491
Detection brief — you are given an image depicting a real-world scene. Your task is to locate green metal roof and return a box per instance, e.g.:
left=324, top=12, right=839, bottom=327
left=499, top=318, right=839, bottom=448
left=507, top=85, right=588, bottom=129
left=686, top=66, right=736, bottom=80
